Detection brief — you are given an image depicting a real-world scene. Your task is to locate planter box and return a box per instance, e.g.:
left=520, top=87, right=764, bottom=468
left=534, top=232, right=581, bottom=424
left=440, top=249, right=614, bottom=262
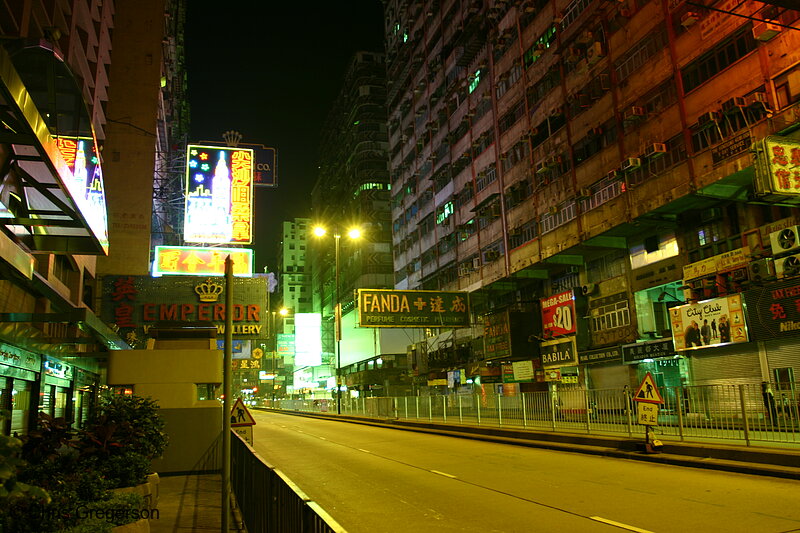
left=112, top=518, right=150, bottom=533
left=112, top=472, right=159, bottom=509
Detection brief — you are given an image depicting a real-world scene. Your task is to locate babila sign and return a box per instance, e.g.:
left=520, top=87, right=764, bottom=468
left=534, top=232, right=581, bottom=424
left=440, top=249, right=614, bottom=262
left=101, top=275, right=267, bottom=348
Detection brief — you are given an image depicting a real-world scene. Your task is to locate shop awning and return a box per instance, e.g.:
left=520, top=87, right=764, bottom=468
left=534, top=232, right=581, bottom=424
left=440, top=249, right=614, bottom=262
left=0, top=43, right=109, bottom=255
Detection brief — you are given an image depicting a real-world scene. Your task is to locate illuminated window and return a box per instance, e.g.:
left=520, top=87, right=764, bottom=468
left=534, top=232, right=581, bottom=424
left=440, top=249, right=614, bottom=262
left=469, top=69, right=481, bottom=94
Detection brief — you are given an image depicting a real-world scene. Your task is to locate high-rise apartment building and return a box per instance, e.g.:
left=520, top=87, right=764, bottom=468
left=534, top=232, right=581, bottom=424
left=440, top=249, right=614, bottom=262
left=312, top=51, right=412, bottom=396
left=384, top=0, right=800, bottom=394
left=277, top=218, right=313, bottom=323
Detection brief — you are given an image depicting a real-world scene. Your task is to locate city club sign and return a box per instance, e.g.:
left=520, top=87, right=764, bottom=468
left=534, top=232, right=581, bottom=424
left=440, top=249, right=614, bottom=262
left=668, top=294, right=748, bottom=351
left=357, top=289, right=470, bottom=327
left=101, top=275, right=267, bottom=348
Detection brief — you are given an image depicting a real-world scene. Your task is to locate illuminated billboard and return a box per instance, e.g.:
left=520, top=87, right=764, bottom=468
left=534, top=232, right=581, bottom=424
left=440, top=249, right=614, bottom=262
left=153, top=245, right=253, bottom=277
left=294, top=313, right=322, bottom=367
left=669, top=294, right=748, bottom=351
left=184, top=145, right=253, bottom=244
left=357, top=289, right=470, bottom=327
left=54, top=136, right=109, bottom=252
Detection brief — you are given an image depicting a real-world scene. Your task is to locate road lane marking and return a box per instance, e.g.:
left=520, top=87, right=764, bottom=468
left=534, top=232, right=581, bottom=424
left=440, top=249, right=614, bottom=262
left=358, top=448, right=371, bottom=453
left=319, top=437, right=326, bottom=440
left=590, top=517, right=653, bottom=533
left=430, top=470, right=456, bottom=478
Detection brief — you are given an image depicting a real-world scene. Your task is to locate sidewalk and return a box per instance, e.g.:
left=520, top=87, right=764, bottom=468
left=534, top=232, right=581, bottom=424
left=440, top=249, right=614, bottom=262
left=151, top=474, right=240, bottom=532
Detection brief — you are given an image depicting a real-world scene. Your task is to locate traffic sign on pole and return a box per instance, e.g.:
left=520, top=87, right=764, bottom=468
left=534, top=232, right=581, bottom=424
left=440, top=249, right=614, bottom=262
left=633, top=372, right=664, bottom=404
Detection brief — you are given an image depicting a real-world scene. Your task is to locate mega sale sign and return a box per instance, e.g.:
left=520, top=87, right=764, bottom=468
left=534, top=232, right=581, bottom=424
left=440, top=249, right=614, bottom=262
left=540, top=290, right=576, bottom=338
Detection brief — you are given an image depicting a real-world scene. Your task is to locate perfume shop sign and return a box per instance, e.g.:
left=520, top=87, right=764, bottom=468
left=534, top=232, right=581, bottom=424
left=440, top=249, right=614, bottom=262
left=101, top=275, right=267, bottom=348
left=540, top=337, right=577, bottom=368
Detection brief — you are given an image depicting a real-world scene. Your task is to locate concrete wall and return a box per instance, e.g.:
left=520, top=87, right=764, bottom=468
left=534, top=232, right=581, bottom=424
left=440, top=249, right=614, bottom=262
left=108, top=347, right=223, bottom=472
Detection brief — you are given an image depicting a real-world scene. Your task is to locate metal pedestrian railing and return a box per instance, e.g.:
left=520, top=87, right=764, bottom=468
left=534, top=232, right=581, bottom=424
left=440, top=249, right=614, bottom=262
left=265, top=382, right=800, bottom=447
left=230, top=432, right=347, bottom=532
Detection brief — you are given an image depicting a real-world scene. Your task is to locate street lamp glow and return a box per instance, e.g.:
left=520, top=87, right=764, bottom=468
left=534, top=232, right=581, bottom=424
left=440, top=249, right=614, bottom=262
left=279, top=307, right=289, bottom=316
left=313, top=226, right=327, bottom=237
left=347, top=227, right=361, bottom=240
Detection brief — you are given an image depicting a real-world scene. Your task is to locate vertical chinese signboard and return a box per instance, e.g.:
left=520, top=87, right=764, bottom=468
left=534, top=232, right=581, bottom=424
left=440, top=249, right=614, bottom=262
left=752, top=136, right=800, bottom=199
left=668, top=294, right=748, bottom=351
left=184, top=145, right=253, bottom=244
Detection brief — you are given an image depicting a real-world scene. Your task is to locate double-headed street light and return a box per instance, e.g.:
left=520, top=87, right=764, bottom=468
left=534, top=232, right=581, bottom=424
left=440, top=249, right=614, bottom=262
left=313, top=224, right=361, bottom=414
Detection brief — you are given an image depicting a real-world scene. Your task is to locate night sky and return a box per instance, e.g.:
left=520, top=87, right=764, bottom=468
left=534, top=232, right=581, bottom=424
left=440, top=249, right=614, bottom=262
left=185, top=2, right=385, bottom=270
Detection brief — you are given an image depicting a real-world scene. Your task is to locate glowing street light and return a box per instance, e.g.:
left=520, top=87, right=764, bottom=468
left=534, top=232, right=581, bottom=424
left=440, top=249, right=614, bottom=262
left=312, top=224, right=362, bottom=414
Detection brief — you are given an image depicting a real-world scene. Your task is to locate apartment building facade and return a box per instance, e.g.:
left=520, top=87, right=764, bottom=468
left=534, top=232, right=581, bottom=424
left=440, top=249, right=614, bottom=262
left=385, top=0, right=800, bottom=394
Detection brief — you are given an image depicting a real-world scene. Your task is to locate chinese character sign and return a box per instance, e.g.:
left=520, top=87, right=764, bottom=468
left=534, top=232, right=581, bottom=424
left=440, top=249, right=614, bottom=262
left=540, top=290, right=577, bottom=338
left=669, top=294, right=748, bottom=351
left=54, top=136, right=109, bottom=252
left=153, top=246, right=253, bottom=277
left=744, top=279, right=800, bottom=340
left=357, top=289, right=470, bottom=327
left=756, top=136, right=800, bottom=196
left=184, top=145, right=253, bottom=244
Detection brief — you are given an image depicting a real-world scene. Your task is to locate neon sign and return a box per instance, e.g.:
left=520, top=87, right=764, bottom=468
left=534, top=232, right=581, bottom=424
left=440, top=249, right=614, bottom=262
left=54, top=136, right=109, bottom=252
left=184, top=145, right=253, bottom=244
left=152, top=245, right=253, bottom=277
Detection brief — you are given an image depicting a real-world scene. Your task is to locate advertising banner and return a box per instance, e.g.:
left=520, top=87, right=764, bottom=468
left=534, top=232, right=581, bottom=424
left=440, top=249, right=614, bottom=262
left=184, top=144, right=253, bottom=244
left=540, top=337, right=577, bottom=368
left=101, top=275, right=267, bottom=348
left=540, top=290, right=576, bottom=338
left=153, top=245, right=253, bottom=277
left=357, top=289, right=470, bottom=327
left=744, top=279, right=800, bottom=340
left=668, top=294, right=748, bottom=351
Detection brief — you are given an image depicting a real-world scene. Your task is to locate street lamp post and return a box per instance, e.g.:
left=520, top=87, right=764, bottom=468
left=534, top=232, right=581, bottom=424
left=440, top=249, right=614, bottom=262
left=314, top=225, right=360, bottom=415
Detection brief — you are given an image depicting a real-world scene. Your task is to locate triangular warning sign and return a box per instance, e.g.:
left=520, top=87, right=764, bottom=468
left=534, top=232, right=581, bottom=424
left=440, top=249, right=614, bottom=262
left=230, top=398, right=256, bottom=427
left=633, top=372, right=664, bottom=404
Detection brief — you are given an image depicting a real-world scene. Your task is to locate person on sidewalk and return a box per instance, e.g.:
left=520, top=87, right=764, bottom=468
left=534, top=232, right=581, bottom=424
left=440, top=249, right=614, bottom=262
left=762, top=382, right=778, bottom=424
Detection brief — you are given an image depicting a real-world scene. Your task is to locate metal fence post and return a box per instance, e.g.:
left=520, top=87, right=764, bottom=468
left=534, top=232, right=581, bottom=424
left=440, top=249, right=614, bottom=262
left=585, top=390, right=592, bottom=433
left=675, top=386, right=685, bottom=441
left=551, top=392, right=557, bottom=431
left=497, top=394, right=503, bottom=427
left=442, top=395, right=447, bottom=423
left=429, top=395, right=433, bottom=421
left=415, top=396, right=419, bottom=419
left=458, top=395, right=463, bottom=423
left=625, top=389, right=633, bottom=437
left=404, top=396, right=408, bottom=419
left=738, top=384, right=751, bottom=446
left=522, top=393, right=528, bottom=428
left=477, top=393, right=482, bottom=425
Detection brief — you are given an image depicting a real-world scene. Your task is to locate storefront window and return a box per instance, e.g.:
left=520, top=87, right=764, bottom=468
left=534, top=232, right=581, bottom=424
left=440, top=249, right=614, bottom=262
left=54, top=386, right=69, bottom=420
left=11, top=379, right=33, bottom=435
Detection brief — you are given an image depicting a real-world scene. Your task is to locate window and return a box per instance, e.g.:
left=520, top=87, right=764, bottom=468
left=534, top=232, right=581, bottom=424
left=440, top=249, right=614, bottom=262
left=614, top=28, right=668, bottom=83
left=591, top=293, right=631, bottom=332
left=197, top=384, right=217, bottom=401
left=681, top=26, right=756, bottom=93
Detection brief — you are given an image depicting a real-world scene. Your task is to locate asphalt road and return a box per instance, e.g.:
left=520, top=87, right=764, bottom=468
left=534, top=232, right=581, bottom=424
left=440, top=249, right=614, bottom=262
left=250, top=410, right=800, bottom=533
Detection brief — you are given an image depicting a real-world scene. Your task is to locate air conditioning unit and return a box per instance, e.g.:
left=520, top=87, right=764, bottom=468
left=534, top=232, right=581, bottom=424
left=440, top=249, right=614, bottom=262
left=579, top=187, right=593, bottom=198
left=606, top=169, right=620, bottom=181
left=586, top=42, right=605, bottom=65
left=770, top=226, right=800, bottom=255
left=548, top=206, right=559, bottom=215
left=680, top=11, right=700, bottom=27
left=623, top=106, right=646, bottom=121
left=722, top=96, right=746, bottom=114
left=581, top=283, right=598, bottom=295
left=698, top=111, right=721, bottom=126
left=746, top=92, right=770, bottom=108
left=753, top=20, right=781, bottom=42
left=645, top=143, right=667, bottom=158
left=748, top=258, right=775, bottom=283
left=485, top=250, right=500, bottom=261
left=775, top=253, right=800, bottom=279
left=472, top=257, right=482, bottom=269
left=458, top=264, right=472, bottom=276
left=620, top=157, right=641, bottom=172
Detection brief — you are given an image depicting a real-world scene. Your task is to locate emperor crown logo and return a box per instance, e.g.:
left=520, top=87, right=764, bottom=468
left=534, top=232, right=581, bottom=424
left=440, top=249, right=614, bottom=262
left=195, top=279, right=224, bottom=302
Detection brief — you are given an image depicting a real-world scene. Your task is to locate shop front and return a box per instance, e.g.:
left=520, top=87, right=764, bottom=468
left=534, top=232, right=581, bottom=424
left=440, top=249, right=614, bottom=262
left=0, top=345, right=41, bottom=436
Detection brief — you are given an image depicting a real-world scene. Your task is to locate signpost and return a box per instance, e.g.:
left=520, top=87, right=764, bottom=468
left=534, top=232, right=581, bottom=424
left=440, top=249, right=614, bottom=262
left=632, top=372, right=664, bottom=453
left=230, top=397, right=256, bottom=446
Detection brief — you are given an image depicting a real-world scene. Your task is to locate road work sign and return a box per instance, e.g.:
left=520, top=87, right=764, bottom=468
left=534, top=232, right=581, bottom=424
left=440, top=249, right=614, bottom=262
left=637, top=402, right=659, bottom=426
left=230, top=398, right=256, bottom=426
left=633, top=372, right=664, bottom=404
